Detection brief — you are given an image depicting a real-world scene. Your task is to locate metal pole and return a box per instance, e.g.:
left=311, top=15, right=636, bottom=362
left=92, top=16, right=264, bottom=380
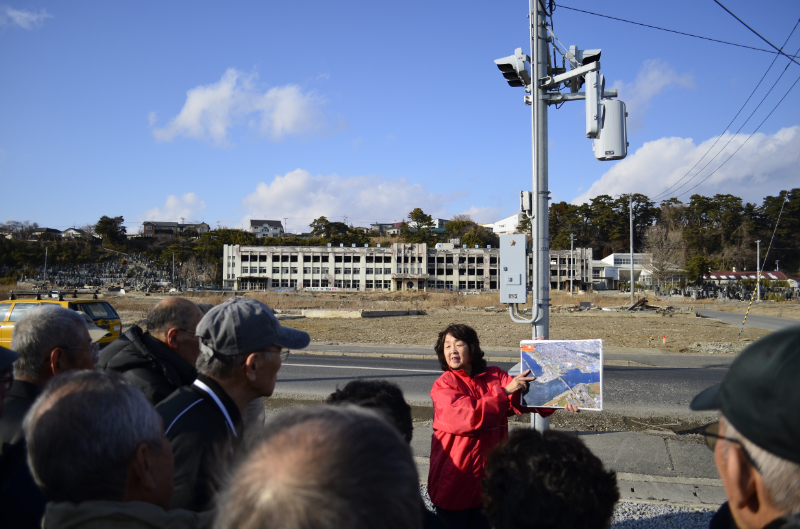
left=530, top=0, right=549, bottom=341
left=530, top=0, right=550, bottom=434
left=44, top=247, right=48, bottom=282
left=629, top=195, right=634, bottom=304
left=756, top=240, right=761, bottom=301
left=172, top=253, right=175, bottom=284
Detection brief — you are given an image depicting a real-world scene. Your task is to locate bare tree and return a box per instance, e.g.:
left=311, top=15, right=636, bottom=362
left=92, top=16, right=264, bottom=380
left=643, top=224, right=685, bottom=287
left=180, top=256, right=200, bottom=286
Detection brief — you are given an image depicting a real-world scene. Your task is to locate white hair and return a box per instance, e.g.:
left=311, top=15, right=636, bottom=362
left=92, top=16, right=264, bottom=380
left=721, top=415, right=800, bottom=514
left=11, top=305, right=87, bottom=381
left=23, top=370, right=163, bottom=503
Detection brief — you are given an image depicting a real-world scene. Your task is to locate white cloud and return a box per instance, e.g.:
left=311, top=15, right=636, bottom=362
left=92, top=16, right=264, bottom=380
left=151, top=69, right=328, bottom=146
left=0, top=6, right=52, bottom=29
left=139, top=193, right=206, bottom=222
left=611, top=60, right=694, bottom=130
left=573, top=126, right=800, bottom=205
left=241, top=169, right=468, bottom=231
left=456, top=206, right=503, bottom=224
left=147, top=111, right=158, bottom=126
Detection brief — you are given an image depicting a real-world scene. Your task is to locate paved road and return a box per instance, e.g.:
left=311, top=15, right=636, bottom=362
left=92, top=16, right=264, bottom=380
left=699, top=309, right=799, bottom=332
left=275, top=354, right=725, bottom=419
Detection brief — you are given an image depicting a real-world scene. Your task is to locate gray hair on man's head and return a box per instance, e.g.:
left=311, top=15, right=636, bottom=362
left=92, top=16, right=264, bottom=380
left=23, top=370, right=163, bottom=504
left=11, top=305, right=87, bottom=381
left=196, top=350, right=246, bottom=379
left=214, top=405, right=423, bottom=529
left=720, top=415, right=800, bottom=514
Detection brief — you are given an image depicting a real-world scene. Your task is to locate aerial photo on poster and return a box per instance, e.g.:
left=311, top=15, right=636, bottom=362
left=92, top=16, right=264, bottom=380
left=520, top=339, right=603, bottom=410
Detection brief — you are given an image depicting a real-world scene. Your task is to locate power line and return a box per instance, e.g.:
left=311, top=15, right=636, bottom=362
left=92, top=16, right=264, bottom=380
left=557, top=4, right=800, bottom=58
left=713, top=0, right=800, bottom=67
left=652, top=20, right=800, bottom=202
left=675, top=71, right=800, bottom=199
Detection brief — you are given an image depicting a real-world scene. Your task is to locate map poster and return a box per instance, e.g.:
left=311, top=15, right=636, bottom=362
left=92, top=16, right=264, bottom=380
left=520, top=339, right=603, bottom=410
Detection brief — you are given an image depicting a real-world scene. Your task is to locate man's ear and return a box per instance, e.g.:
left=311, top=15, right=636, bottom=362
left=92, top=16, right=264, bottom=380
left=729, top=444, right=759, bottom=511
left=245, top=353, right=260, bottom=382
left=50, top=348, right=67, bottom=375
left=164, top=328, right=180, bottom=350
left=126, top=443, right=158, bottom=497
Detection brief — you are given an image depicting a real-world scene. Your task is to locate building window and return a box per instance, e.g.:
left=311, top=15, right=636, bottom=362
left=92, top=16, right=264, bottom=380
left=335, top=280, right=343, bottom=288
left=366, top=280, right=374, bottom=289
left=335, top=268, right=342, bottom=275
left=313, top=267, right=320, bottom=273
left=384, top=268, right=391, bottom=274
left=303, top=267, right=311, bottom=274
left=366, top=268, right=373, bottom=275
left=468, top=281, right=476, bottom=289
left=383, top=280, right=391, bottom=289
left=303, top=280, right=311, bottom=287
left=291, top=268, right=298, bottom=274
left=259, top=268, right=267, bottom=273
left=312, top=280, right=320, bottom=287
left=458, top=281, right=466, bottom=290
left=353, top=268, right=360, bottom=274
left=272, top=268, right=280, bottom=274
left=322, top=268, right=329, bottom=274
left=352, top=280, right=360, bottom=289
left=282, top=267, right=289, bottom=273
left=344, top=268, right=352, bottom=275
left=280, top=280, right=289, bottom=287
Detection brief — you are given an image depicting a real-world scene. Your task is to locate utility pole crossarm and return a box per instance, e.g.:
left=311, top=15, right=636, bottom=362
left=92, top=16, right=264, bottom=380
left=542, top=88, right=618, bottom=103
left=539, top=61, right=600, bottom=89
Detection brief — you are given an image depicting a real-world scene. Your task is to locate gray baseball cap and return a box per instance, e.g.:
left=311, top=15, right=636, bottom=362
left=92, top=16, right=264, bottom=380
left=0, top=345, right=19, bottom=371
left=196, top=297, right=310, bottom=359
left=78, top=312, right=113, bottom=343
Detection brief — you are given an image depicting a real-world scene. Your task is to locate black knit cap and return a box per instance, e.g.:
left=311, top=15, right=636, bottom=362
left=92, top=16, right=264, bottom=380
left=691, top=325, right=800, bottom=465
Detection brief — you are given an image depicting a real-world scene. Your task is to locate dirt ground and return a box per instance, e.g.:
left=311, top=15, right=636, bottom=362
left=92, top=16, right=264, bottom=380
left=107, top=292, right=771, bottom=353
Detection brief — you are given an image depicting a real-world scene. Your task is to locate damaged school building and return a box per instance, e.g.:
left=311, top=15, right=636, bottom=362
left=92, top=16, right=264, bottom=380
left=223, top=243, right=594, bottom=292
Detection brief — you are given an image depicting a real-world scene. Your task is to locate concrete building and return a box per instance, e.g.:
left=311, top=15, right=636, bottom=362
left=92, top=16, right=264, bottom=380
left=222, top=243, right=593, bottom=293
left=481, top=213, right=525, bottom=235
left=250, top=220, right=284, bottom=238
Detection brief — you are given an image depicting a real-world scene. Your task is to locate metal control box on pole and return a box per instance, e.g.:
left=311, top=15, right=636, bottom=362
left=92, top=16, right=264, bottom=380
left=500, top=235, right=529, bottom=304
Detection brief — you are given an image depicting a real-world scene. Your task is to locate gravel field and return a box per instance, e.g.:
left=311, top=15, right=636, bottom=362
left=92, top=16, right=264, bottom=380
left=420, top=487, right=715, bottom=528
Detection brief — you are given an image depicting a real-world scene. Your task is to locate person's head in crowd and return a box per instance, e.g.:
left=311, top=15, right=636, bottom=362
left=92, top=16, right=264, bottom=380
left=146, top=297, right=205, bottom=366
left=194, top=297, right=309, bottom=411
left=214, top=405, right=422, bottom=529
left=23, top=370, right=173, bottom=509
left=691, top=326, right=800, bottom=529
left=195, top=303, right=214, bottom=315
left=483, top=428, right=619, bottom=529
left=11, top=305, right=95, bottom=386
left=327, top=379, right=413, bottom=443
left=434, top=323, right=487, bottom=374
left=0, top=345, right=19, bottom=417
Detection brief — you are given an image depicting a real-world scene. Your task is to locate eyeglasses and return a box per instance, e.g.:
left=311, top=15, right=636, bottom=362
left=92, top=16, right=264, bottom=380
left=703, top=421, right=762, bottom=473
left=61, top=342, right=101, bottom=360
left=0, top=371, right=13, bottom=392
left=176, top=329, right=197, bottom=337
left=258, top=348, right=290, bottom=361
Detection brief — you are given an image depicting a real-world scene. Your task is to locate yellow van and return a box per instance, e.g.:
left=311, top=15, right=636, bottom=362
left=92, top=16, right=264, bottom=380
left=0, top=293, right=121, bottom=349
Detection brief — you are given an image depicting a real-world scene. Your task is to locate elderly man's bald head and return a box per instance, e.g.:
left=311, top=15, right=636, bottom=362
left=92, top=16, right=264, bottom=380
left=146, top=297, right=203, bottom=338
left=214, top=405, right=422, bottom=529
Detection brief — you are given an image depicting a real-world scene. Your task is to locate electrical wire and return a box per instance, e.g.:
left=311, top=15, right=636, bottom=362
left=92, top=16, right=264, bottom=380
left=713, top=0, right=800, bottom=67
left=557, top=4, right=800, bottom=59
left=674, top=71, right=800, bottom=199
left=652, top=19, right=800, bottom=201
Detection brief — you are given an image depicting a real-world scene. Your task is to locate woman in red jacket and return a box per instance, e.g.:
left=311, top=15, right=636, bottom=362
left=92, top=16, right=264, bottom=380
left=427, top=324, right=573, bottom=529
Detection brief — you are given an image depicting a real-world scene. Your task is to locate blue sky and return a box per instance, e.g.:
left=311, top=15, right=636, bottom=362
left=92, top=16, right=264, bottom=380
left=2, top=0, right=799, bottom=234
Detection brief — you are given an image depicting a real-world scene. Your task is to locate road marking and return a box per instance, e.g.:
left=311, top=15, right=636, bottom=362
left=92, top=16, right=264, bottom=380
left=282, top=363, right=441, bottom=374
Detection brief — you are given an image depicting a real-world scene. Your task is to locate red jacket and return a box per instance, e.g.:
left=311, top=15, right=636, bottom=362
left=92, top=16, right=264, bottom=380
left=427, top=365, right=554, bottom=511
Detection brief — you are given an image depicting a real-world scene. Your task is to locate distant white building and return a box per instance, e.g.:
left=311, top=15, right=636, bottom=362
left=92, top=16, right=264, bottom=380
left=481, top=213, right=525, bottom=235
left=250, top=220, right=284, bottom=238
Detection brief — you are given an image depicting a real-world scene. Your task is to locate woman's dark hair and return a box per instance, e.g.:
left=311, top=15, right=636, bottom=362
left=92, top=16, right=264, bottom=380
left=483, top=429, right=619, bottom=529
left=434, top=323, right=487, bottom=373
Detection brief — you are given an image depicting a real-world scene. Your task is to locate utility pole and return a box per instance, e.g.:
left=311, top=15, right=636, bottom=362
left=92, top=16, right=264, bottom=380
left=284, top=218, right=288, bottom=238
left=43, top=247, right=48, bottom=283
left=530, top=0, right=550, bottom=340
left=629, top=195, right=634, bottom=303
left=776, top=260, right=780, bottom=272
left=172, top=253, right=175, bottom=285
left=756, top=240, right=761, bottom=301
left=569, top=232, right=575, bottom=294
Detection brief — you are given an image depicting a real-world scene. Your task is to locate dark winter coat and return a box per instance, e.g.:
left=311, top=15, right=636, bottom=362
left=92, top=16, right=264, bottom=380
left=156, top=374, right=243, bottom=512
left=97, top=325, right=197, bottom=405
left=0, top=380, right=47, bottom=529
